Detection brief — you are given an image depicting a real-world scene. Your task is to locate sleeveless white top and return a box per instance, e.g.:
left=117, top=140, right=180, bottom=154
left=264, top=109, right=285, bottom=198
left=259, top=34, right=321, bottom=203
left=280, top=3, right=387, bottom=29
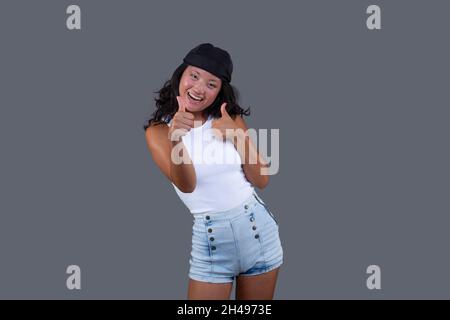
left=167, top=115, right=254, bottom=214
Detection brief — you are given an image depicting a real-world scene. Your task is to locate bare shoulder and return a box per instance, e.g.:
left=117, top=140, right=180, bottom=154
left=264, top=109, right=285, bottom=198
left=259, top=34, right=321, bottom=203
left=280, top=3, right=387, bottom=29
left=145, top=121, right=169, bottom=149
left=144, top=121, right=172, bottom=181
left=234, top=115, right=249, bottom=131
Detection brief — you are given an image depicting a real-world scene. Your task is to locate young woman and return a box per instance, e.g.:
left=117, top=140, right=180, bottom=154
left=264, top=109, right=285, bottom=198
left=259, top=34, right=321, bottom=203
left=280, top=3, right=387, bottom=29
left=144, top=43, right=283, bottom=300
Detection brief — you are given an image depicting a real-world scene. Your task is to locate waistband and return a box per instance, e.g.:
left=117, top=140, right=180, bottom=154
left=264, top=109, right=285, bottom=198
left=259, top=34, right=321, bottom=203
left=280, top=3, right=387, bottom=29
left=192, top=190, right=264, bottom=222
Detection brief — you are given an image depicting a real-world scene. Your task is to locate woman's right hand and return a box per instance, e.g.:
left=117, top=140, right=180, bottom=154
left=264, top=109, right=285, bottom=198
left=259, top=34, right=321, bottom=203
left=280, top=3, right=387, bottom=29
left=168, top=96, right=195, bottom=141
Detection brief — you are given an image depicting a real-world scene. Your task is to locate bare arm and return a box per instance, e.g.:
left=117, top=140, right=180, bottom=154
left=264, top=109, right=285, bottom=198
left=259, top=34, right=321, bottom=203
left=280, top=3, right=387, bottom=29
left=145, top=123, right=196, bottom=193
left=232, top=116, right=270, bottom=189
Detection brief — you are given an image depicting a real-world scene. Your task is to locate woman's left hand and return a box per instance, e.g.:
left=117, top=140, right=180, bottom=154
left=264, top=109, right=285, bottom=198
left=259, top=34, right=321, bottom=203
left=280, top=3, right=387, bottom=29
left=211, top=103, right=239, bottom=141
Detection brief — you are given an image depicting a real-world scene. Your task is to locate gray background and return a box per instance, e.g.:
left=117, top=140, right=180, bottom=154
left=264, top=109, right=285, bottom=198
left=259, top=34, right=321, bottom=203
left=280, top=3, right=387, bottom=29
left=0, top=0, right=449, bottom=299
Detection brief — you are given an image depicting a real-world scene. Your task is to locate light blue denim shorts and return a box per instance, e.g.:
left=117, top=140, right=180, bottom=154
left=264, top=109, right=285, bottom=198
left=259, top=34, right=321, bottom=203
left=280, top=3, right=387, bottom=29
left=189, top=191, right=283, bottom=283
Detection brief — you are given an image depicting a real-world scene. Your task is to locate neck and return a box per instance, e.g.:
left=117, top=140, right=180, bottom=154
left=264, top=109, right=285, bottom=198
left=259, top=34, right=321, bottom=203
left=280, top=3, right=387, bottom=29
left=191, top=111, right=207, bottom=125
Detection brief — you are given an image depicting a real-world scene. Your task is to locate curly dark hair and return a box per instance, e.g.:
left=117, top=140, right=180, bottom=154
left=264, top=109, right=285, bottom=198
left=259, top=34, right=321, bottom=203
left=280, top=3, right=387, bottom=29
left=143, top=62, right=250, bottom=131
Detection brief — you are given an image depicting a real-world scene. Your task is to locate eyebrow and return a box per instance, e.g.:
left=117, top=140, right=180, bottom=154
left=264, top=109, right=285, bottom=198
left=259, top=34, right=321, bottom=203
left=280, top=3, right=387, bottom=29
left=191, top=69, right=219, bottom=83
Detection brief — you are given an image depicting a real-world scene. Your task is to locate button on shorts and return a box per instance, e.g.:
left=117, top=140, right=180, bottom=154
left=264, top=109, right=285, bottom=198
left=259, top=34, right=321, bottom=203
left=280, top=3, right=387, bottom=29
left=189, top=191, right=283, bottom=283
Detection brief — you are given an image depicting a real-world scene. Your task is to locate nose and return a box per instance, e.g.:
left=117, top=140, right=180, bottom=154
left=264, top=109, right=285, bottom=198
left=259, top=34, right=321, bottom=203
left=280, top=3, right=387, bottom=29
left=193, top=81, right=207, bottom=95
left=192, top=86, right=205, bottom=96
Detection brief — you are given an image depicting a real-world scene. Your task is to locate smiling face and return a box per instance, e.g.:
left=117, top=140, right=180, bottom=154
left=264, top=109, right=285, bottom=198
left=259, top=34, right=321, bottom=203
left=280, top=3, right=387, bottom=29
left=178, top=65, right=222, bottom=113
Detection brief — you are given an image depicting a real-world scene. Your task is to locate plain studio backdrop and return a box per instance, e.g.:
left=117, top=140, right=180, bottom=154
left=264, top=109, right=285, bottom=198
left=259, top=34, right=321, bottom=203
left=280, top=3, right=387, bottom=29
left=0, top=0, right=449, bottom=299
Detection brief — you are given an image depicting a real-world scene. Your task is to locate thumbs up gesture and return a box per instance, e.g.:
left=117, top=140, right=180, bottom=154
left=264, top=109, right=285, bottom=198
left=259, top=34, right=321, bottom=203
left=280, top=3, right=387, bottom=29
left=168, top=96, right=195, bottom=141
left=211, top=103, right=238, bottom=141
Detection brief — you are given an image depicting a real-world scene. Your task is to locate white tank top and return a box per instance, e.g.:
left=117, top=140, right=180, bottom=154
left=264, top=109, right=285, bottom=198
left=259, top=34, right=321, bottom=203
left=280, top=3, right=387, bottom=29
left=167, top=115, right=254, bottom=214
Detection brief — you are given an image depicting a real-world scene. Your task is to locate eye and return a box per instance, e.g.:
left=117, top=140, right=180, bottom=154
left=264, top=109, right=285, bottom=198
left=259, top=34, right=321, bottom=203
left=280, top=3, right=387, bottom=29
left=209, top=83, right=217, bottom=88
left=190, top=73, right=198, bottom=80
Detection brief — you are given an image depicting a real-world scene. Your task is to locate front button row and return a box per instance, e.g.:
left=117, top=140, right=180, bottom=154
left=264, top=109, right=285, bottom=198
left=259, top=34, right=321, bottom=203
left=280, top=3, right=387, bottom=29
left=206, top=222, right=259, bottom=251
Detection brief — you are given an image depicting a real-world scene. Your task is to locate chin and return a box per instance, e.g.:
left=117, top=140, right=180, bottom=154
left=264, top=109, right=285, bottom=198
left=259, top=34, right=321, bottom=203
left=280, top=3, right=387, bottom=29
left=185, top=105, right=197, bottom=112
left=187, top=105, right=206, bottom=113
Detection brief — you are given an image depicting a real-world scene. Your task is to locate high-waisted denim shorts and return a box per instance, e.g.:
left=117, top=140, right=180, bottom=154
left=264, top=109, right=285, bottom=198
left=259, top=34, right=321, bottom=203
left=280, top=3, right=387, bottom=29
left=189, top=191, right=283, bottom=283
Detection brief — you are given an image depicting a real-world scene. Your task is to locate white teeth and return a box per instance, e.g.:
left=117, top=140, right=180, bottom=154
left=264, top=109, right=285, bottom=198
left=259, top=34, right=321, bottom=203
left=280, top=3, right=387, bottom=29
left=188, top=92, right=203, bottom=101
